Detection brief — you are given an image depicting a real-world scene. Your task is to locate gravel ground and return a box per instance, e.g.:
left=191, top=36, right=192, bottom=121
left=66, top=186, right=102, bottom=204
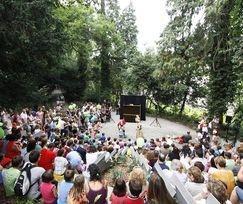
left=102, top=112, right=196, bottom=141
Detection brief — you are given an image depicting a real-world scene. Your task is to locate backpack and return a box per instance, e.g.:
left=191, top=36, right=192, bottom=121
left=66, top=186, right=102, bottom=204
left=14, top=163, right=37, bottom=196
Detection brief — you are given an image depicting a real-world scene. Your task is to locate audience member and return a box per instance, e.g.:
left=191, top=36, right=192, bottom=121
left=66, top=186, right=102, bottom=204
left=2, top=155, right=23, bottom=196
left=185, top=166, right=206, bottom=197
left=212, top=156, right=235, bottom=195
left=127, top=166, right=148, bottom=198
left=57, top=169, right=74, bottom=204
left=147, top=173, right=176, bottom=204
left=125, top=179, right=144, bottom=204
left=110, top=178, right=127, bottom=204
left=40, top=170, right=57, bottom=204
left=27, top=150, right=45, bottom=200
left=67, top=174, right=88, bottom=204
left=86, top=164, right=107, bottom=204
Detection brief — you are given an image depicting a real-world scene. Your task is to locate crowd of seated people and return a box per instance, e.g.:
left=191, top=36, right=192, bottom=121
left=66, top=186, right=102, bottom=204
left=0, top=103, right=242, bottom=204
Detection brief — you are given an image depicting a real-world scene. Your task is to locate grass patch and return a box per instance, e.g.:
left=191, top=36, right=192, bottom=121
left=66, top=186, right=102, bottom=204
left=147, top=105, right=205, bottom=129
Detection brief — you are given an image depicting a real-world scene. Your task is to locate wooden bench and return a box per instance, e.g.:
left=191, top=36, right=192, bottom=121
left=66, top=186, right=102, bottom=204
left=171, top=173, right=196, bottom=204
left=105, top=149, right=117, bottom=162
left=206, top=193, right=220, bottom=204
left=154, top=162, right=176, bottom=198
left=140, top=154, right=152, bottom=176
left=94, top=152, right=107, bottom=173
left=121, top=147, right=128, bottom=156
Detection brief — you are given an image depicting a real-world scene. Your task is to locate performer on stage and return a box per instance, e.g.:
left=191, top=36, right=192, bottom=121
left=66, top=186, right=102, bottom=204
left=135, top=115, right=140, bottom=123
left=135, top=115, right=143, bottom=138
left=136, top=124, right=143, bottom=138
left=118, top=118, right=126, bottom=138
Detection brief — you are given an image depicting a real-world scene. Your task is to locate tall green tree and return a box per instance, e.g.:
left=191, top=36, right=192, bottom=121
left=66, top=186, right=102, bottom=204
left=118, top=3, right=139, bottom=96
left=84, top=0, right=117, bottom=100
left=54, top=1, right=93, bottom=101
left=204, top=0, right=238, bottom=119
left=108, top=1, right=139, bottom=102
left=158, top=0, right=206, bottom=114
left=0, top=0, right=65, bottom=107
left=85, top=0, right=139, bottom=102
left=119, top=3, right=138, bottom=59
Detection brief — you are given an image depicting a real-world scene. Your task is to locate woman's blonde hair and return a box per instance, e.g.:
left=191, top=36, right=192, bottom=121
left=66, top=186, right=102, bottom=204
left=129, top=166, right=146, bottom=186
left=214, top=156, right=226, bottom=168
left=171, top=159, right=183, bottom=172
left=69, top=175, right=86, bottom=202
left=187, top=166, right=204, bottom=183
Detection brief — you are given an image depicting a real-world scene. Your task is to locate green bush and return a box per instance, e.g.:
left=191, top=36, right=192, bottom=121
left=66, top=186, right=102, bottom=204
left=111, top=169, right=124, bottom=181
left=147, top=105, right=204, bottom=128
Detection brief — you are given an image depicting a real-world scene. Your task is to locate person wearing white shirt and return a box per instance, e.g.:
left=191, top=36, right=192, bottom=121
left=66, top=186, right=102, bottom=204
left=163, top=159, right=187, bottom=184
left=20, top=109, right=28, bottom=123
left=185, top=166, right=207, bottom=197
left=86, top=146, right=98, bottom=169
left=54, top=149, right=68, bottom=179
left=26, top=150, right=45, bottom=200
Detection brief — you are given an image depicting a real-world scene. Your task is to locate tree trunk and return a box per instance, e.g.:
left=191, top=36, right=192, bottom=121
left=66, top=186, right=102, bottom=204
left=179, top=91, right=188, bottom=115
left=100, top=0, right=111, bottom=99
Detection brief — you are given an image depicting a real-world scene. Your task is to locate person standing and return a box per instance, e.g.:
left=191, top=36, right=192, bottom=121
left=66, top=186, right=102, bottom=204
left=135, top=115, right=143, bottom=138
left=117, top=118, right=126, bottom=138
left=135, top=115, right=140, bottom=123
left=136, top=124, right=143, bottom=138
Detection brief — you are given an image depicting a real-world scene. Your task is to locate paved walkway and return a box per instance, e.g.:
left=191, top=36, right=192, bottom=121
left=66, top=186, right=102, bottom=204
left=102, top=112, right=196, bottom=141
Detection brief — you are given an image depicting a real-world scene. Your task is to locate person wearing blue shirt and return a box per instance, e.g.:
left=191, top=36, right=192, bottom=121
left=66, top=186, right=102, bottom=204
left=152, top=153, right=169, bottom=172
left=57, top=169, right=74, bottom=204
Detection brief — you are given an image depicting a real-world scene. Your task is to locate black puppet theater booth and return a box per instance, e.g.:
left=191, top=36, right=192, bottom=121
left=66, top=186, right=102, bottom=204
left=119, top=95, right=146, bottom=122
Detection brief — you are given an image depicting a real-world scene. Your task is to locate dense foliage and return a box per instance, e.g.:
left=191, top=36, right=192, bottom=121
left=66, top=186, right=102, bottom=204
left=0, top=0, right=65, bottom=107
left=157, top=0, right=241, bottom=124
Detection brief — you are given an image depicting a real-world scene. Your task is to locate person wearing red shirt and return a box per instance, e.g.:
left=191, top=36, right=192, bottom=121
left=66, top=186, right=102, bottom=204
left=117, top=118, right=126, bottom=130
left=5, top=138, right=21, bottom=160
left=38, top=143, right=55, bottom=170
left=124, top=179, right=144, bottom=204
left=117, top=118, right=126, bottom=138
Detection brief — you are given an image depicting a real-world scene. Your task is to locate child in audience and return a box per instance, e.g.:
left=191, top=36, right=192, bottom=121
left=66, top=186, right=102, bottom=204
left=110, top=178, right=127, bottom=204
left=57, top=169, right=74, bottom=204
left=54, top=149, right=68, bottom=182
left=124, top=179, right=144, bottom=204
left=40, top=170, right=57, bottom=204
left=67, top=174, right=88, bottom=204
left=127, top=166, right=148, bottom=198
